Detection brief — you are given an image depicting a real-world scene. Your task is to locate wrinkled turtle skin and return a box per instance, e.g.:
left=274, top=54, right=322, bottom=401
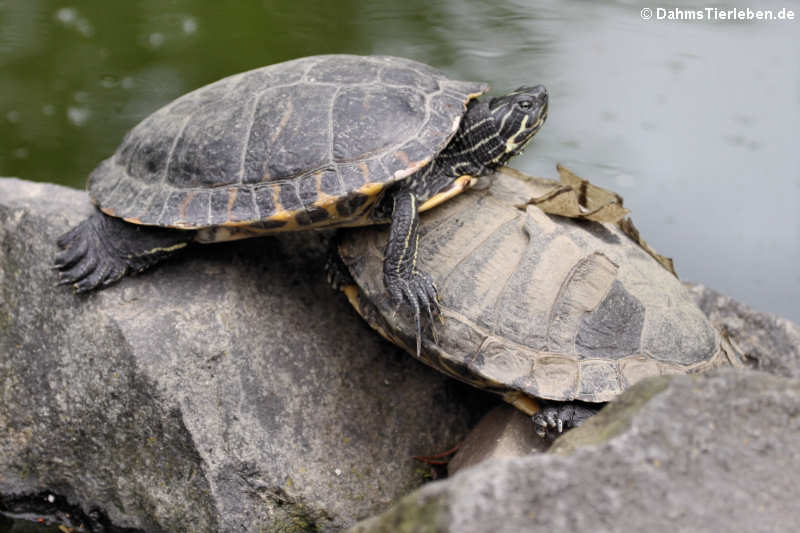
left=336, top=168, right=742, bottom=428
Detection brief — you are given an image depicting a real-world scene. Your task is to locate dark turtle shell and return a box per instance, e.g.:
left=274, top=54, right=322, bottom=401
left=88, top=55, right=488, bottom=230
left=337, top=168, right=742, bottom=408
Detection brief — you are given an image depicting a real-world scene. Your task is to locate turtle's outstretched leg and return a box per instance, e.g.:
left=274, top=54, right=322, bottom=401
left=383, top=191, right=439, bottom=356
left=532, top=402, right=601, bottom=440
left=55, top=209, right=194, bottom=293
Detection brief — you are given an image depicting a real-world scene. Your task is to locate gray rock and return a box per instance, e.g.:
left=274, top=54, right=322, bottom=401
left=447, top=404, right=547, bottom=476
left=0, top=178, right=482, bottom=532
left=687, top=283, right=800, bottom=379
left=349, top=370, right=800, bottom=533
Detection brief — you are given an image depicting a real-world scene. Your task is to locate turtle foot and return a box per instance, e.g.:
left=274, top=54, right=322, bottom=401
left=532, top=402, right=600, bottom=441
left=324, top=244, right=355, bottom=291
left=55, top=210, right=192, bottom=293
left=55, top=213, right=130, bottom=292
left=385, top=268, right=439, bottom=357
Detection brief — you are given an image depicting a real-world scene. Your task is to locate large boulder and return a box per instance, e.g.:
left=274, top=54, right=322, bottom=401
left=0, top=178, right=486, bottom=532
left=687, top=283, right=800, bottom=379
left=350, top=370, right=800, bottom=533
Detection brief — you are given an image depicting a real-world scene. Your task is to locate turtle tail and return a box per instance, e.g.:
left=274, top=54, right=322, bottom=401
left=54, top=209, right=194, bottom=293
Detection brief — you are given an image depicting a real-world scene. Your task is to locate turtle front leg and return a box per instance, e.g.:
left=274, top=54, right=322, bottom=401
left=383, top=191, right=439, bottom=356
left=55, top=209, right=194, bottom=293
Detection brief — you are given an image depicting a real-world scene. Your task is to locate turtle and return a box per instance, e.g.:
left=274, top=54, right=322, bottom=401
left=55, top=54, right=548, bottom=348
left=333, top=167, right=744, bottom=439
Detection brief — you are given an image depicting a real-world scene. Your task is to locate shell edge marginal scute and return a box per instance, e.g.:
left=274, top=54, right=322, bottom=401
left=87, top=55, right=489, bottom=229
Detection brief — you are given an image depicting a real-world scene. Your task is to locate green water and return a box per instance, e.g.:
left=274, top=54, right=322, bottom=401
left=1, top=1, right=798, bottom=321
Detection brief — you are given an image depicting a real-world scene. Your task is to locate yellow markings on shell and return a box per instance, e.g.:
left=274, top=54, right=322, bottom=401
left=357, top=181, right=385, bottom=198
left=312, top=171, right=339, bottom=215
left=418, top=175, right=475, bottom=212
left=330, top=181, right=386, bottom=226
left=450, top=114, right=461, bottom=138
left=217, top=179, right=386, bottom=234
left=179, top=192, right=196, bottom=221
left=269, top=210, right=292, bottom=222
left=262, top=212, right=313, bottom=232
left=226, top=189, right=238, bottom=221
left=313, top=198, right=342, bottom=219
left=394, top=150, right=410, bottom=168
left=269, top=98, right=294, bottom=144
left=358, top=162, right=370, bottom=182
left=267, top=183, right=290, bottom=220
left=341, top=285, right=364, bottom=317
left=502, top=391, right=541, bottom=416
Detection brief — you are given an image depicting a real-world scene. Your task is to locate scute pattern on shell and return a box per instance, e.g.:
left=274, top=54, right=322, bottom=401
left=338, top=169, right=735, bottom=403
left=88, top=55, right=488, bottom=229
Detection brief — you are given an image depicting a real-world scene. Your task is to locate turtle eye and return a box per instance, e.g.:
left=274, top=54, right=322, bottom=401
left=517, top=100, right=532, bottom=110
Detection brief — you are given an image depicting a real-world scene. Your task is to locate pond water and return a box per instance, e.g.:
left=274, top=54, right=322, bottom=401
left=1, top=0, right=798, bottom=328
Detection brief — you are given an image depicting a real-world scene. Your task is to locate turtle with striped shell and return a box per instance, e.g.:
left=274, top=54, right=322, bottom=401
left=334, top=168, right=743, bottom=438
left=55, top=55, right=547, bottom=348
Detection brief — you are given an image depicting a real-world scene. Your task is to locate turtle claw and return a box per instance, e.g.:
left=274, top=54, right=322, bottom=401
left=421, top=274, right=441, bottom=345
left=532, top=409, right=558, bottom=439
left=415, top=269, right=439, bottom=331
left=55, top=210, right=192, bottom=293
left=387, top=269, right=440, bottom=357
left=57, top=254, right=99, bottom=291
left=324, top=247, right=355, bottom=291
left=532, top=403, right=600, bottom=441
left=57, top=252, right=126, bottom=294
left=55, top=213, right=127, bottom=293
left=77, top=260, right=126, bottom=293
left=54, top=226, right=89, bottom=270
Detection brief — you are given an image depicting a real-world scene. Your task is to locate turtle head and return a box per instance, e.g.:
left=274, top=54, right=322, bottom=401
left=488, top=85, right=548, bottom=162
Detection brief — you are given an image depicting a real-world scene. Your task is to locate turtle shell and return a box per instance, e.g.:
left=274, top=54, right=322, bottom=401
left=337, top=167, right=741, bottom=406
left=88, top=55, right=488, bottom=229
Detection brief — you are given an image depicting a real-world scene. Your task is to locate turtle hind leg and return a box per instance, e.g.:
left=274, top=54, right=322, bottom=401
left=55, top=209, right=194, bottom=293
left=324, top=236, right=356, bottom=291
left=532, top=401, right=601, bottom=440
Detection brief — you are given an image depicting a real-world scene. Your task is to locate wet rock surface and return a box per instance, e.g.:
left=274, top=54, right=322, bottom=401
left=0, top=178, right=486, bottom=532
